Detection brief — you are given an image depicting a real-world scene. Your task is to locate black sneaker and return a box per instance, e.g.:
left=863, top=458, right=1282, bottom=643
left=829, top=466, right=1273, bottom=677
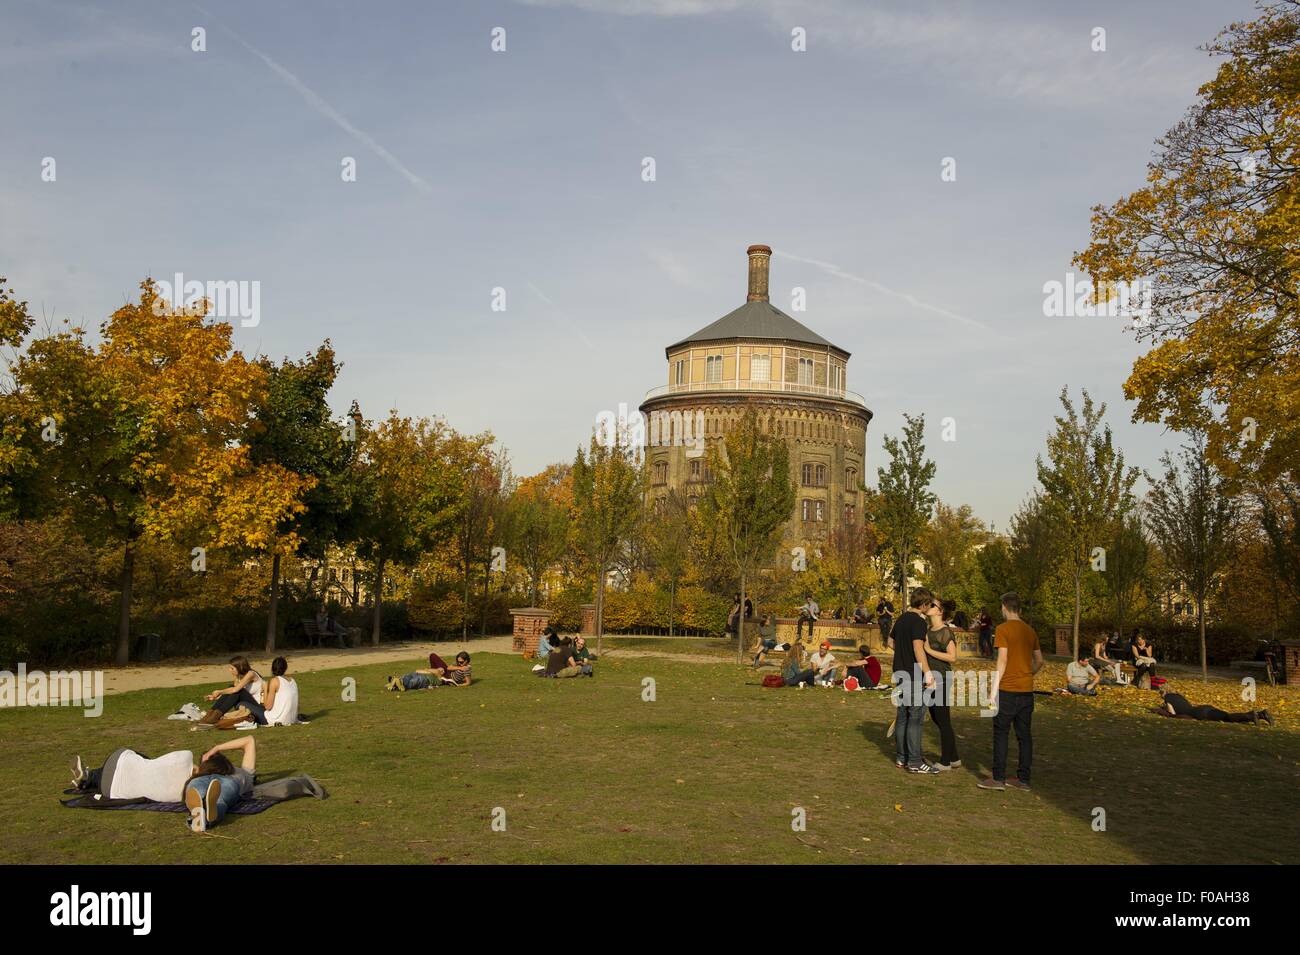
left=977, top=777, right=1006, bottom=791
left=1261, top=710, right=1275, bottom=726
left=1005, top=779, right=1032, bottom=792
left=908, top=762, right=941, bottom=775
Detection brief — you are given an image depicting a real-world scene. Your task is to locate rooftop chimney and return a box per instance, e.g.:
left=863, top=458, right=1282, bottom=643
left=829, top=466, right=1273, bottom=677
left=746, top=244, right=771, bottom=302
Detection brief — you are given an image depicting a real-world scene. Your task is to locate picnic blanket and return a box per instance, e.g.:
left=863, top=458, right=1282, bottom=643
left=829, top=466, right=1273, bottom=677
left=59, top=773, right=329, bottom=813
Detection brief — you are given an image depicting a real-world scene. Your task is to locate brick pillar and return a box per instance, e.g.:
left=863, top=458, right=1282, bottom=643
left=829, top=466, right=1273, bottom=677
left=580, top=604, right=596, bottom=636
left=1281, top=641, right=1300, bottom=686
left=510, top=608, right=551, bottom=658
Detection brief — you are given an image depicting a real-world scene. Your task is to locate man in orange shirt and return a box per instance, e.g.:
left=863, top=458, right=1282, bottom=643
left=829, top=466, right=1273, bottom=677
left=978, top=592, right=1043, bottom=792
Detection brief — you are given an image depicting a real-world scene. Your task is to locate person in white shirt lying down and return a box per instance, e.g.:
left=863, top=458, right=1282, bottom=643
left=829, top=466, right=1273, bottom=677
left=70, top=738, right=257, bottom=829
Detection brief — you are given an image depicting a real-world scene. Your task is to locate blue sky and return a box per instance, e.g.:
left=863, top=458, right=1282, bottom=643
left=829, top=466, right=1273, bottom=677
left=1, top=0, right=1252, bottom=528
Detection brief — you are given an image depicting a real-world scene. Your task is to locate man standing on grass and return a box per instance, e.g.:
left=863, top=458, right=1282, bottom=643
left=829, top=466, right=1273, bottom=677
left=891, top=588, right=940, bottom=775
left=979, top=592, right=1042, bottom=792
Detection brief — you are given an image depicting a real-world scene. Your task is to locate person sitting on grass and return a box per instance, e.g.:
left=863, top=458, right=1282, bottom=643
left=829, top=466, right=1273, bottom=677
left=183, top=736, right=256, bottom=833
left=197, top=656, right=267, bottom=727
left=809, top=640, right=838, bottom=686
left=571, top=635, right=596, bottom=675
left=751, top=615, right=789, bottom=667
left=839, top=645, right=882, bottom=689
left=541, top=638, right=588, bottom=679
left=1153, top=685, right=1274, bottom=725
left=386, top=652, right=472, bottom=691
left=259, top=656, right=300, bottom=726
left=1065, top=651, right=1101, bottom=696
left=782, top=641, right=816, bottom=687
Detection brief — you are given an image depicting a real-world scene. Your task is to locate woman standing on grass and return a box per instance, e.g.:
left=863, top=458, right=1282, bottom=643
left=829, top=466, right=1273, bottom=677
left=923, top=597, right=961, bottom=770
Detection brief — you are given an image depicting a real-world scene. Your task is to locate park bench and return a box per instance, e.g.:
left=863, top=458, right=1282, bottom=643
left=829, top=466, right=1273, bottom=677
left=301, top=618, right=356, bottom=649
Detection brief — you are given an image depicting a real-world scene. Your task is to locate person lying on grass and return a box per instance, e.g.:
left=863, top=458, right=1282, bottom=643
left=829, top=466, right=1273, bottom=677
left=386, top=652, right=473, bottom=691
left=197, top=655, right=267, bottom=727
left=71, top=747, right=200, bottom=802
left=183, top=736, right=256, bottom=832
left=1152, top=685, right=1274, bottom=726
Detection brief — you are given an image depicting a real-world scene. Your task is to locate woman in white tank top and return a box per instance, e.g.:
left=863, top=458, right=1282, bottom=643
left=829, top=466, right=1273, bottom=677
left=261, top=656, right=299, bottom=726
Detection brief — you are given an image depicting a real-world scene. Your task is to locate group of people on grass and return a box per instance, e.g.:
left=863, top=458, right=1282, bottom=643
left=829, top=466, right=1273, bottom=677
left=533, top=628, right=596, bottom=678
left=195, top=655, right=300, bottom=729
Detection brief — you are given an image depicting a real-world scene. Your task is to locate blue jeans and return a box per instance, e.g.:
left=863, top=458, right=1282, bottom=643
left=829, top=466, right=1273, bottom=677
left=895, top=703, right=926, bottom=767
left=1066, top=683, right=1096, bottom=696
left=401, top=673, right=436, bottom=690
left=185, top=774, right=242, bottom=826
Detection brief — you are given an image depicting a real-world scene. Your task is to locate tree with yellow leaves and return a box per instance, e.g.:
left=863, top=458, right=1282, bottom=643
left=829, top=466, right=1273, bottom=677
left=9, top=280, right=308, bottom=664
left=1075, top=1, right=1300, bottom=485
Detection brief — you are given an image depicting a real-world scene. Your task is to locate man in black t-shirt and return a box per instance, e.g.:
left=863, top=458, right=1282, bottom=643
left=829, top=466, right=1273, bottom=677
left=890, top=590, right=938, bottom=774
left=876, top=598, right=895, bottom=649
left=1156, top=686, right=1273, bottom=724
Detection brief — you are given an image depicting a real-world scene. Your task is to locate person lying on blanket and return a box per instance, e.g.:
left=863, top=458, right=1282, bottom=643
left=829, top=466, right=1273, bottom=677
left=71, top=738, right=256, bottom=831
left=182, top=736, right=257, bottom=832
left=385, top=652, right=473, bottom=691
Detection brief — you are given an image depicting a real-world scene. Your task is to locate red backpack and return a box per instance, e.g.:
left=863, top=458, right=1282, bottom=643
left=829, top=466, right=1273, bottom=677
left=762, top=674, right=785, bottom=688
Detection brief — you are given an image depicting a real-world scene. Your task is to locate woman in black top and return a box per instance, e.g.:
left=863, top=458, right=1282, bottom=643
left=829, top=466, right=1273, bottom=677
left=923, top=598, right=961, bottom=769
left=1131, top=635, right=1157, bottom=688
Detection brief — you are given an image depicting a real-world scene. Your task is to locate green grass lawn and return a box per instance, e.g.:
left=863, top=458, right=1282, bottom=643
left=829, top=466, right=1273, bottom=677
left=2, top=650, right=1297, bottom=864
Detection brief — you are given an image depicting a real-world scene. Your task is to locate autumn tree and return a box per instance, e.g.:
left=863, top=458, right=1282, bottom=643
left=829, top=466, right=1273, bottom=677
left=700, top=410, right=796, bottom=663
left=571, top=428, right=644, bottom=651
left=1100, top=511, right=1151, bottom=642
left=1037, top=388, right=1139, bottom=660
left=868, top=413, right=937, bottom=601
left=645, top=488, right=692, bottom=636
left=1075, top=1, right=1300, bottom=485
left=246, top=343, right=361, bottom=650
left=354, top=412, right=460, bottom=645
left=1146, top=433, right=1243, bottom=679
left=921, top=501, right=989, bottom=594
left=509, top=464, right=571, bottom=606
left=9, top=280, right=306, bottom=664
left=1006, top=493, right=1056, bottom=626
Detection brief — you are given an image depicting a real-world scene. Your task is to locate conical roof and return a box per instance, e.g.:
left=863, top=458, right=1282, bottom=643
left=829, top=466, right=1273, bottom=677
left=665, top=300, right=847, bottom=357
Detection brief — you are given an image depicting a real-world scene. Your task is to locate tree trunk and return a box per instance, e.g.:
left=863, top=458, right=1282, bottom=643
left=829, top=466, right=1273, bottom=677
left=1197, top=594, right=1208, bottom=682
left=462, top=560, right=471, bottom=640
left=479, top=562, right=489, bottom=637
left=595, top=563, right=606, bottom=654
left=371, top=554, right=386, bottom=646
left=265, top=552, right=281, bottom=653
left=1071, top=567, right=1082, bottom=661
left=736, top=572, right=747, bottom=664
left=668, top=578, right=676, bottom=638
left=115, top=542, right=135, bottom=666
left=530, top=570, right=540, bottom=607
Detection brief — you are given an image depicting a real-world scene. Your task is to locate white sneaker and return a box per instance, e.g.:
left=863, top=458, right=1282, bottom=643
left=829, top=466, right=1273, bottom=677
left=233, top=721, right=257, bottom=730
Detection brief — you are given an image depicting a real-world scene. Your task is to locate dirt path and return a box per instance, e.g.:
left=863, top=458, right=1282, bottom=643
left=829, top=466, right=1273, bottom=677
left=88, top=637, right=517, bottom=697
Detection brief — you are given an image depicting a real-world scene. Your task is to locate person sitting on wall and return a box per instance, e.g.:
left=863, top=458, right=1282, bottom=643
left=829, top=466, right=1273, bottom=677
left=751, top=614, right=789, bottom=667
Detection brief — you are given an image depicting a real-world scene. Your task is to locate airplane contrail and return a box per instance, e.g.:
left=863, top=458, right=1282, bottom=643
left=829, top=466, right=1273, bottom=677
left=776, top=250, right=989, bottom=331
left=194, top=5, right=432, bottom=194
